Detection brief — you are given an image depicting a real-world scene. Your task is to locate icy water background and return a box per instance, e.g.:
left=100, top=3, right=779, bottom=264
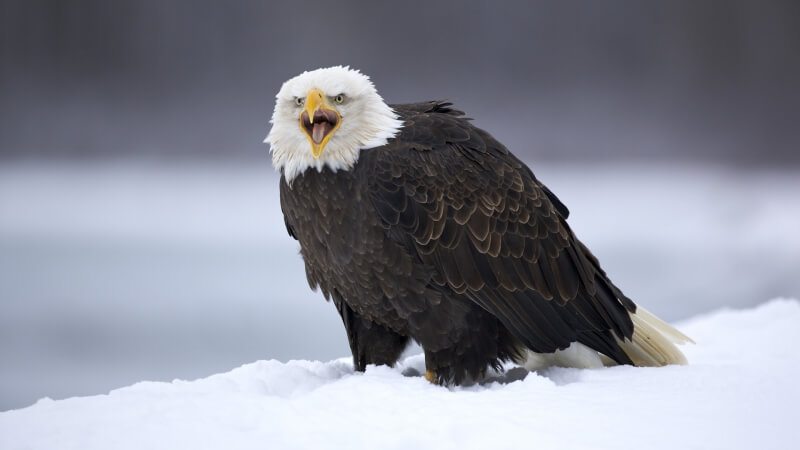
left=1, top=162, right=798, bottom=411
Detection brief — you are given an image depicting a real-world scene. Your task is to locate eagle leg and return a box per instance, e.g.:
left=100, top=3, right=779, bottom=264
left=335, top=299, right=410, bottom=371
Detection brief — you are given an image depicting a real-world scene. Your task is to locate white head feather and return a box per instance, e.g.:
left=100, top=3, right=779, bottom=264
left=265, top=66, right=403, bottom=183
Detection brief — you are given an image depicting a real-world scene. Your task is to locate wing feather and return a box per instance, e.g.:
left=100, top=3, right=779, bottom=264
left=363, top=103, right=636, bottom=362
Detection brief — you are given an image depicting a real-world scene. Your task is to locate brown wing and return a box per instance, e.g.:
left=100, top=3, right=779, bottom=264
left=362, top=102, right=637, bottom=363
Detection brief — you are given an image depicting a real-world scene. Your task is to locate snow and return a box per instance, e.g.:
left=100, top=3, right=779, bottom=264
left=2, top=299, right=798, bottom=450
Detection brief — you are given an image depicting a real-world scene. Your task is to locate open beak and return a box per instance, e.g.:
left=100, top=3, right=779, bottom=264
left=300, top=88, right=341, bottom=159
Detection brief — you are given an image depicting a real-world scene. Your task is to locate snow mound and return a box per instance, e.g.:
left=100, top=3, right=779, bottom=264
left=2, top=299, right=799, bottom=450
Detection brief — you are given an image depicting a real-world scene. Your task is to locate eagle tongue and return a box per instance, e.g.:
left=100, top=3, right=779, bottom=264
left=312, top=122, right=330, bottom=144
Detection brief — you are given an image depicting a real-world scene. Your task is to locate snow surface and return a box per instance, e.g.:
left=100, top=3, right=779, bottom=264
left=1, top=299, right=798, bottom=450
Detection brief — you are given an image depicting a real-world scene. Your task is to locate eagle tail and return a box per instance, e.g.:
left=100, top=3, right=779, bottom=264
left=616, top=306, right=694, bottom=366
left=522, top=307, right=693, bottom=371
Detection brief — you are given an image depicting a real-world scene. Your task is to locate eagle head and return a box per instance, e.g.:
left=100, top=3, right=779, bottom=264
left=266, top=66, right=403, bottom=183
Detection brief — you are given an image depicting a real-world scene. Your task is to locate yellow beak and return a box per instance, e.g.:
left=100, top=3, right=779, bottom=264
left=300, top=88, right=341, bottom=159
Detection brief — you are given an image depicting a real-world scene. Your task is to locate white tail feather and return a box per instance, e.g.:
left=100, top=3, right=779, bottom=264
left=617, top=306, right=694, bottom=366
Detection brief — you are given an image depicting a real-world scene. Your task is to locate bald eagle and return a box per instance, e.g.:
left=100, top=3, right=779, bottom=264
left=267, top=66, right=691, bottom=385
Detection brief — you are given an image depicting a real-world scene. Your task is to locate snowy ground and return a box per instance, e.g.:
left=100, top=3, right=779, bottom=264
left=1, top=299, right=798, bottom=450
left=1, top=162, right=799, bottom=410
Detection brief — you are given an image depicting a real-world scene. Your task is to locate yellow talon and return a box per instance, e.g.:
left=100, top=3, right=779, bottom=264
left=424, top=370, right=438, bottom=384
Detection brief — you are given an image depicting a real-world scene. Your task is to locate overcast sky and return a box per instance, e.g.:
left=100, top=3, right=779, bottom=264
left=1, top=0, right=798, bottom=164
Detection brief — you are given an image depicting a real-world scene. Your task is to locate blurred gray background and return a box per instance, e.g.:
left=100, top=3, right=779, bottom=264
left=1, top=0, right=799, bottom=411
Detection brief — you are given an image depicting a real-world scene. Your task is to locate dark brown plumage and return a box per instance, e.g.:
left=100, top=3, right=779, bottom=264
left=280, top=101, right=642, bottom=384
